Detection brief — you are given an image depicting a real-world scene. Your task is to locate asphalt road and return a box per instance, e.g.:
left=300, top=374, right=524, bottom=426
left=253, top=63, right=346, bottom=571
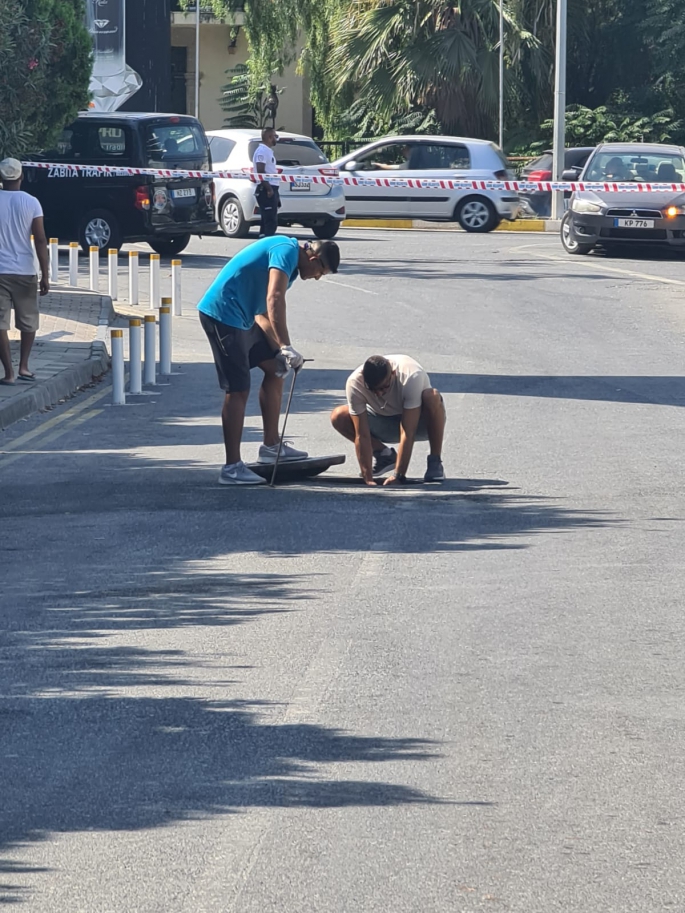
left=2, top=230, right=685, bottom=911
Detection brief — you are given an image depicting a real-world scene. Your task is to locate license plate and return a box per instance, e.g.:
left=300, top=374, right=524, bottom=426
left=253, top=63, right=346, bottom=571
left=289, top=183, right=310, bottom=192
left=172, top=188, right=195, bottom=199
left=614, top=218, right=654, bottom=228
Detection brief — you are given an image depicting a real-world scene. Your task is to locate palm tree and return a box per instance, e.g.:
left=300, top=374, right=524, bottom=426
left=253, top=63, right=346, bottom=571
left=327, top=0, right=509, bottom=138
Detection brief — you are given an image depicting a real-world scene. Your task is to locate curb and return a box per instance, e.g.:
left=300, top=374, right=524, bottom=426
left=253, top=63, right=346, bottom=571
left=0, top=295, right=114, bottom=431
left=342, top=218, right=561, bottom=232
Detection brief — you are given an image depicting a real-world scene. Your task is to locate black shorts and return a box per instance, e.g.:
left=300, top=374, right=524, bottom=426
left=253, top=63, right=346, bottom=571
left=199, top=311, right=278, bottom=393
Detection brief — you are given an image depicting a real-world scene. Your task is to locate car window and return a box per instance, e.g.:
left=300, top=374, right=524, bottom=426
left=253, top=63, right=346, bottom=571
left=353, top=143, right=413, bottom=171
left=145, top=123, right=208, bottom=165
left=47, top=123, right=91, bottom=160
left=95, top=126, right=130, bottom=159
left=526, top=153, right=553, bottom=172
left=247, top=139, right=328, bottom=167
left=585, top=151, right=685, bottom=182
left=410, top=144, right=471, bottom=170
left=208, top=136, right=236, bottom=163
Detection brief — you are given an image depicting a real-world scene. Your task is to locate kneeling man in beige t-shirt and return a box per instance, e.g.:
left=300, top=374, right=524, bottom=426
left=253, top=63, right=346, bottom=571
left=331, top=354, right=446, bottom=486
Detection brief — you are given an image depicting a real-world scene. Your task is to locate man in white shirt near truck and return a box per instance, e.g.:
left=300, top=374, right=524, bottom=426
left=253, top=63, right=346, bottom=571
left=331, top=354, right=446, bottom=486
left=0, top=158, right=49, bottom=385
left=252, top=127, right=281, bottom=237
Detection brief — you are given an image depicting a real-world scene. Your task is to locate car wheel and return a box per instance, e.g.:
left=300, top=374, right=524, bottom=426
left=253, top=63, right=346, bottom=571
left=312, top=221, right=341, bottom=240
left=456, top=197, right=500, bottom=233
left=148, top=235, right=191, bottom=257
left=560, top=212, right=594, bottom=255
left=220, top=196, right=250, bottom=239
left=78, top=209, right=122, bottom=255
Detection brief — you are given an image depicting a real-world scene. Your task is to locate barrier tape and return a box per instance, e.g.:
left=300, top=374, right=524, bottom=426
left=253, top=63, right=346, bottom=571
left=19, top=160, right=685, bottom=194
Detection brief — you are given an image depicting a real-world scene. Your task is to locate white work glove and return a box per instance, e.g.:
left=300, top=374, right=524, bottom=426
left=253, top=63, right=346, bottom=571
left=274, top=351, right=290, bottom=378
left=279, top=345, right=304, bottom=371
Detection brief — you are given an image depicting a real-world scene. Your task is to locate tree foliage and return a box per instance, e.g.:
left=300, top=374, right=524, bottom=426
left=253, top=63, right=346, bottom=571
left=186, top=0, right=685, bottom=149
left=0, top=0, right=92, bottom=158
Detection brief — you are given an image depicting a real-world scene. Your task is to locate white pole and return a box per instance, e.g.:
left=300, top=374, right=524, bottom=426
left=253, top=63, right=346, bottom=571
left=159, top=301, right=172, bottom=375
left=144, top=314, right=156, bottom=386
left=499, top=0, right=504, bottom=151
left=69, top=242, right=79, bottom=286
left=49, top=238, right=59, bottom=283
left=149, top=253, right=161, bottom=309
left=111, top=329, right=126, bottom=406
left=171, top=259, right=182, bottom=316
left=551, top=0, right=568, bottom=221
left=108, top=249, right=118, bottom=301
left=128, top=318, right=142, bottom=395
left=89, top=246, right=100, bottom=292
left=128, top=250, right=139, bottom=305
left=194, top=2, right=200, bottom=119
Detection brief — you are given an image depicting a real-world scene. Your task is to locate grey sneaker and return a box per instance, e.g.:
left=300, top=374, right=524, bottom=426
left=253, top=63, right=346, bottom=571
left=219, top=461, right=267, bottom=485
left=373, top=447, right=397, bottom=475
left=258, top=441, right=308, bottom=463
left=424, top=455, right=445, bottom=482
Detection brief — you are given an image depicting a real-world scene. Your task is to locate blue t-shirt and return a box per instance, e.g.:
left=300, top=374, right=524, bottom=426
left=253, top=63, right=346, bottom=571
left=197, top=236, right=300, bottom=330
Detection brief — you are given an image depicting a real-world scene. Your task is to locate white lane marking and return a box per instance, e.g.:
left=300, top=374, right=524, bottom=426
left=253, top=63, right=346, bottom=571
left=322, top=278, right=379, bottom=296
left=510, top=242, right=685, bottom=288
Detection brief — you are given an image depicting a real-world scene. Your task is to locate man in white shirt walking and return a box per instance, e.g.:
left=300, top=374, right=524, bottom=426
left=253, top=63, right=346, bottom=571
left=252, top=127, right=281, bottom=237
left=0, top=158, right=49, bottom=385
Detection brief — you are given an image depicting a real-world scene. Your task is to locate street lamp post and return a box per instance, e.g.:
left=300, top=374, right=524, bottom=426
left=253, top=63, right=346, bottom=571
left=499, top=0, right=504, bottom=150
left=194, top=2, right=200, bottom=119
left=551, top=0, right=567, bottom=220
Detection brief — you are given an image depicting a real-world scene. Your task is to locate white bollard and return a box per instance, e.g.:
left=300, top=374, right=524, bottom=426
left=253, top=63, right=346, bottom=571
left=111, top=329, right=126, bottom=406
left=89, top=246, right=100, bottom=292
left=159, top=301, right=172, bottom=375
left=31, top=235, right=39, bottom=273
left=128, top=250, right=139, bottom=305
left=108, top=249, right=118, bottom=301
left=149, top=253, right=160, bottom=309
left=49, top=238, right=59, bottom=283
left=128, top=318, right=142, bottom=395
left=171, top=259, right=182, bottom=316
left=144, top=314, right=156, bottom=385
left=68, top=242, right=79, bottom=286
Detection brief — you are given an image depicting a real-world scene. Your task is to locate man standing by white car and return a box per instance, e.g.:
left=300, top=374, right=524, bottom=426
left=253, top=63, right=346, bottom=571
left=252, top=127, right=281, bottom=237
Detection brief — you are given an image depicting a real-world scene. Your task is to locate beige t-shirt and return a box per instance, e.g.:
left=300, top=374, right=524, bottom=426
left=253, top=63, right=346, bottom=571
left=346, top=354, right=430, bottom=416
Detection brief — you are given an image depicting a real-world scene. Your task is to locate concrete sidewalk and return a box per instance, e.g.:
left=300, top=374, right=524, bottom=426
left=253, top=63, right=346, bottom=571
left=0, top=289, right=113, bottom=430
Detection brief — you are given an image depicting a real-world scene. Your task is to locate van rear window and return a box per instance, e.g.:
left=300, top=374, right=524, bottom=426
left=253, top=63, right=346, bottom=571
left=145, top=123, right=208, bottom=167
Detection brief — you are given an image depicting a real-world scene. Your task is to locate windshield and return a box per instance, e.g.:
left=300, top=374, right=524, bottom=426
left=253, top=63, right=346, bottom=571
left=248, top=139, right=328, bottom=167
left=585, top=151, right=685, bottom=183
left=145, top=123, right=209, bottom=168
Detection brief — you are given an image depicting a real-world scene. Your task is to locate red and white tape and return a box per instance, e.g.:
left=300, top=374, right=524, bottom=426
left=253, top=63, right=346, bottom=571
left=20, top=160, right=685, bottom=193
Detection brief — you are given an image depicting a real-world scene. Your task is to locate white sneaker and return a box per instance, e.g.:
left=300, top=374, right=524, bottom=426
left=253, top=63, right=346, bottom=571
left=257, top=441, right=308, bottom=463
left=219, top=461, right=266, bottom=485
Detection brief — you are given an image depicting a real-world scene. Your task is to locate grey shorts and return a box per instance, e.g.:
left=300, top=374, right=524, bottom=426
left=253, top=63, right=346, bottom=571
left=0, top=275, right=39, bottom=333
left=367, top=409, right=429, bottom=443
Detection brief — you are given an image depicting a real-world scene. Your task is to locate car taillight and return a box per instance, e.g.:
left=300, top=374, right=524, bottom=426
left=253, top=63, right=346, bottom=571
left=319, top=168, right=339, bottom=176
left=336, top=206, right=345, bottom=215
left=135, top=186, right=150, bottom=211
left=494, top=170, right=508, bottom=179
left=526, top=169, right=553, bottom=181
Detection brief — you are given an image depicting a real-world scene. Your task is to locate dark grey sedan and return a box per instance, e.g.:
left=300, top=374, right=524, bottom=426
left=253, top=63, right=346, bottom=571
left=560, top=142, right=685, bottom=255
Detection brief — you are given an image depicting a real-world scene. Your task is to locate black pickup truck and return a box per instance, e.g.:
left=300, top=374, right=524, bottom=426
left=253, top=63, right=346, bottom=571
left=23, top=112, right=217, bottom=255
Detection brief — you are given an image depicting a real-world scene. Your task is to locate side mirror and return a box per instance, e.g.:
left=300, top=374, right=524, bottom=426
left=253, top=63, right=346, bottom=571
left=344, top=160, right=358, bottom=172
left=562, top=168, right=579, bottom=181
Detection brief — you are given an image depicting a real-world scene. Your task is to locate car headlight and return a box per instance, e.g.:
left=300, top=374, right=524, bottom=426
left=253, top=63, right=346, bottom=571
left=571, top=199, right=603, bottom=214
left=665, top=205, right=685, bottom=218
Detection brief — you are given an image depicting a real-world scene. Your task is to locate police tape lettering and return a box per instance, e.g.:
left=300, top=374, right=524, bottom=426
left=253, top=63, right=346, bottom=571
left=20, top=161, right=685, bottom=194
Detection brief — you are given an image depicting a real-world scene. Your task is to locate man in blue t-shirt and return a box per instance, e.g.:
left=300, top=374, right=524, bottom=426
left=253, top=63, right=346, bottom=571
left=198, top=235, right=340, bottom=485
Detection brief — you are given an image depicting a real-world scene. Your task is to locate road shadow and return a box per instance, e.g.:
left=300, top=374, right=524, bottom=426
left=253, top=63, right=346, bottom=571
left=0, top=551, right=446, bottom=904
